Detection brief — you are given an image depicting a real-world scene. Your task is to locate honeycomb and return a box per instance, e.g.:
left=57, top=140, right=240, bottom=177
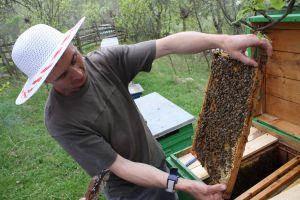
left=192, top=51, right=260, bottom=195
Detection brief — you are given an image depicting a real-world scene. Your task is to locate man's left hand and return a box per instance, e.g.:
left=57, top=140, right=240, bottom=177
left=222, top=34, right=272, bottom=67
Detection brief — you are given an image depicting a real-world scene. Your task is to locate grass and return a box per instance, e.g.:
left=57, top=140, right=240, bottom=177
left=0, top=52, right=210, bottom=199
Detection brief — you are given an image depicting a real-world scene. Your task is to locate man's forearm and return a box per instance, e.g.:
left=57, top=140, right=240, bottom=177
left=109, top=155, right=168, bottom=188
left=109, top=154, right=226, bottom=200
left=156, top=32, right=228, bottom=58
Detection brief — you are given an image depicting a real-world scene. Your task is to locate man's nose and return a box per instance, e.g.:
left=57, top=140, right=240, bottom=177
left=71, top=66, right=84, bottom=80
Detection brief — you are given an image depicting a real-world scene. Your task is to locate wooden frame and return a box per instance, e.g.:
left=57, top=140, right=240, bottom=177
left=236, top=156, right=300, bottom=200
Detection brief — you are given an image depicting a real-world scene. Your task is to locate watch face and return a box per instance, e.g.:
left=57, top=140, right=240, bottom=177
left=170, top=168, right=178, bottom=175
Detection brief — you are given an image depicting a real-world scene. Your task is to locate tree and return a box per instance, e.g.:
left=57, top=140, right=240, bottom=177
left=218, top=0, right=297, bottom=32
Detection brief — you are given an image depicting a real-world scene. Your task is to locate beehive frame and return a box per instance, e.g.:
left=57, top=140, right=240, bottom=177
left=192, top=51, right=261, bottom=197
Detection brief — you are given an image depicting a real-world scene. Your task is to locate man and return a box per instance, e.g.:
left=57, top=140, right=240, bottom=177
left=12, top=17, right=272, bottom=200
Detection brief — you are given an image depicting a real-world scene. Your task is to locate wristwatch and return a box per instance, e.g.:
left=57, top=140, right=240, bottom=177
left=166, top=168, right=178, bottom=193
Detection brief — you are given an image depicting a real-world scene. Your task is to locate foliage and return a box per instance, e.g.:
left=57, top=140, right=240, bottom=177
left=235, top=0, right=293, bottom=24
left=115, top=0, right=169, bottom=41
left=0, top=81, right=10, bottom=94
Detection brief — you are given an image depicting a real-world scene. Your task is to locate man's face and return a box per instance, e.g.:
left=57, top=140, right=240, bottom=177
left=46, top=44, right=87, bottom=95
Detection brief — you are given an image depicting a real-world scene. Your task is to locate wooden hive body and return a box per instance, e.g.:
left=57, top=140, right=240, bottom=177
left=250, top=22, right=300, bottom=152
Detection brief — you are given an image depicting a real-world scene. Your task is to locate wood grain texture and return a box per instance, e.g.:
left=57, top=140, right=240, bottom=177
left=269, top=22, right=300, bottom=30
left=251, top=165, right=300, bottom=200
left=243, top=134, right=278, bottom=159
left=192, top=52, right=260, bottom=198
left=266, top=51, right=300, bottom=80
left=265, top=30, right=300, bottom=53
left=253, top=22, right=300, bottom=30
left=179, top=133, right=278, bottom=181
left=265, top=95, right=300, bottom=126
left=252, top=61, right=265, bottom=116
left=248, top=127, right=264, bottom=142
left=235, top=156, right=300, bottom=200
left=266, top=74, right=300, bottom=104
left=269, top=183, right=300, bottom=200
left=257, top=114, right=300, bottom=138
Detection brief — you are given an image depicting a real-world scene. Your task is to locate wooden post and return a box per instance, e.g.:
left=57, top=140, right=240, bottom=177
left=0, top=38, right=14, bottom=76
left=93, top=22, right=101, bottom=44
left=75, top=35, right=83, bottom=53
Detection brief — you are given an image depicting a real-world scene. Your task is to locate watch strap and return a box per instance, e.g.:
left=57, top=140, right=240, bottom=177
left=166, top=168, right=178, bottom=192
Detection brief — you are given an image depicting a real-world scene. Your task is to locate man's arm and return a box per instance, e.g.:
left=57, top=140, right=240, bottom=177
left=155, top=32, right=272, bottom=66
left=110, top=154, right=226, bottom=200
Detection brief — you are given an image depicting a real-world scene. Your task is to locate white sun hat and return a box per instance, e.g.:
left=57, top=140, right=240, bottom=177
left=12, top=17, right=85, bottom=105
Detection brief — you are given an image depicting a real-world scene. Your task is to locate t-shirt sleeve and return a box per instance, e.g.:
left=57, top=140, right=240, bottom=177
left=90, top=40, right=156, bottom=86
left=52, top=132, right=117, bottom=177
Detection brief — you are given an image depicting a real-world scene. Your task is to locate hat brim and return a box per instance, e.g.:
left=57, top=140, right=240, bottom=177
left=16, top=17, right=85, bottom=105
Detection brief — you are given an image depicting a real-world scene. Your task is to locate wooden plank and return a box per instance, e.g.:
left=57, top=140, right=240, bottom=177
left=178, top=152, right=210, bottom=180
left=191, top=165, right=210, bottom=180
left=257, top=114, right=300, bottom=138
left=266, top=74, right=300, bottom=104
left=283, top=177, right=300, bottom=192
left=242, top=134, right=278, bottom=159
left=269, top=22, right=300, bottom=30
left=253, top=22, right=300, bottom=30
left=178, top=152, right=202, bottom=169
left=188, top=160, right=201, bottom=169
left=235, top=156, right=300, bottom=200
left=265, top=30, right=300, bottom=53
left=248, top=127, right=264, bottom=142
left=266, top=95, right=300, bottom=126
left=178, top=153, right=195, bottom=165
left=178, top=133, right=278, bottom=181
left=252, top=64, right=265, bottom=116
left=266, top=51, right=300, bottom=80
left=251, top=165, right=300, bottom=200
left=253, top=126, right=300, bottom=152
left=269, top=183, right=300, bottom=200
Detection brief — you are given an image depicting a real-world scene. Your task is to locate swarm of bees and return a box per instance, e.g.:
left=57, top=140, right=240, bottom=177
left=193, top=50, right=259, bottom=189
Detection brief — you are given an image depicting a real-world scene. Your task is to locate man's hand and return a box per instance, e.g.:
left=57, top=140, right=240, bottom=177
left=176, top=178, right=226, bottom=200
left=221, top=34, right=272, bottom=67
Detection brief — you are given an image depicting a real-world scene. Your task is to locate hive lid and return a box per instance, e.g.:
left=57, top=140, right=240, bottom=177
left=134, top=92, right=195, bottom=138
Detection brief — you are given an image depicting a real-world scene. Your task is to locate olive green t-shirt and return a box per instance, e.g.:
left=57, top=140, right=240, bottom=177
left=44, top=40, right=165, bottom=197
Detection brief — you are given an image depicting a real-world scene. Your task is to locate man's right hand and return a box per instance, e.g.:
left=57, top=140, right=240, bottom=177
left=176, top=178, right=226, bottom=200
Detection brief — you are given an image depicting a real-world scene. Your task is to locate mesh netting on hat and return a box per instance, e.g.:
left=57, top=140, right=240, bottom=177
left=12, top=24, right=64, bottom=78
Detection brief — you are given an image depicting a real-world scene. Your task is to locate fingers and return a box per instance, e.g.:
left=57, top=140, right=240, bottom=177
left=232, top=52, right=258, bottom=67
left=213, top=193, right=223, bottom=200
left=260, top=38, right=273, bottom=57
left=206, top=183, right=227, bottom=194
left=247, top=34, right=272, bottom=57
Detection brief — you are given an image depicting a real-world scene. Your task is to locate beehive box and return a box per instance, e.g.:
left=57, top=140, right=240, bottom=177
left=192, top=12, right=300, bottom=199
left=191, top=12, right=300, bottom=199
left=169, top=127, right=298, bottom=199
left=248, top=13, right=300, bottom=152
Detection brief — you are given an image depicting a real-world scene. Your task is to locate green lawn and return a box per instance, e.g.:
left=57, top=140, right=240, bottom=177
left=0, top=53, right=210, bottom=199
